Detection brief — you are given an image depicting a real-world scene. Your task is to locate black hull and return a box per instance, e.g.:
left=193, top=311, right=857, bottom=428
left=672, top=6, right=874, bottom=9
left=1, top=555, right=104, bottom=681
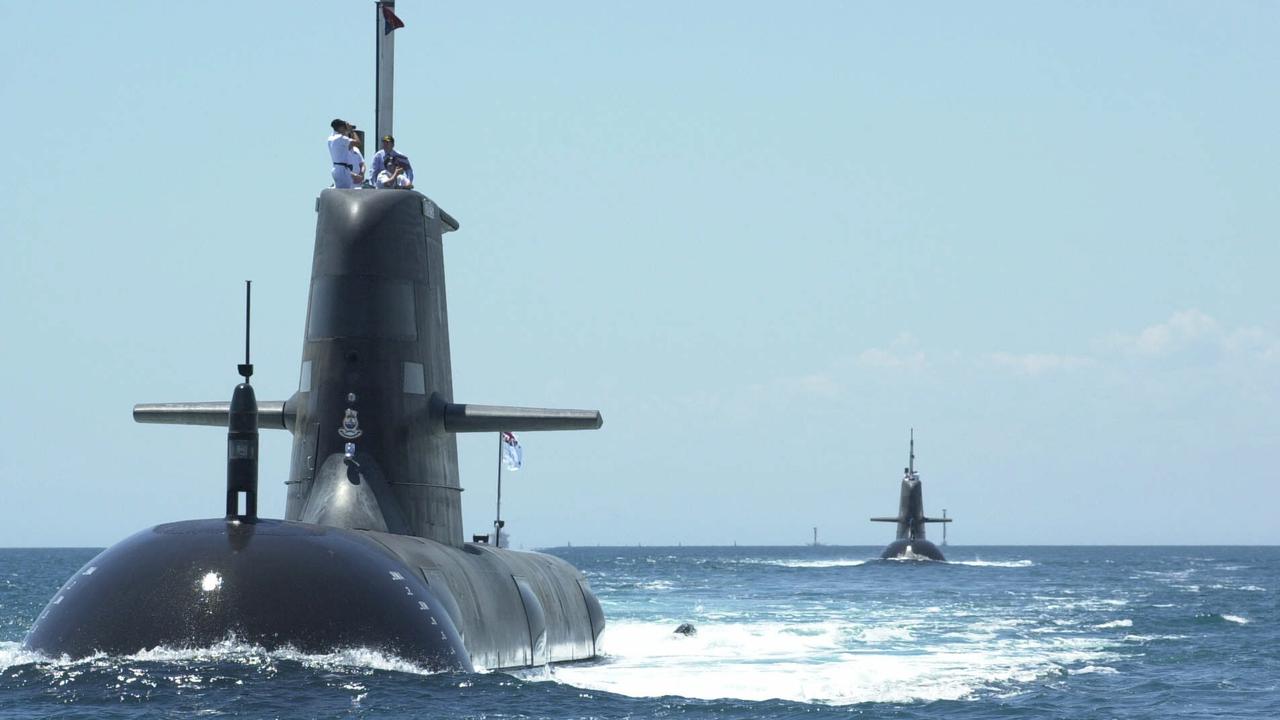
left=23, top=517, right=603, bottom=670
left=879, top=539, right=946, bottom=561
left=24, top=519, right=470, bottom=669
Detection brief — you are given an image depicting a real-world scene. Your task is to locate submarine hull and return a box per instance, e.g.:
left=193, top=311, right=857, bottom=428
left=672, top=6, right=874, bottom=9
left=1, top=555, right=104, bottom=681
left=879, top=539, right=946, bottom=561
left=24, top=517, right=604, bottom=671
left=23, top=519, right=472, bottom=670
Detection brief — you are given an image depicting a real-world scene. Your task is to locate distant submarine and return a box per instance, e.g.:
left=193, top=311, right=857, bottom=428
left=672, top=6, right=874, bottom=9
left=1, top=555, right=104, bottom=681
left=869, top=430, right=952, bottom=561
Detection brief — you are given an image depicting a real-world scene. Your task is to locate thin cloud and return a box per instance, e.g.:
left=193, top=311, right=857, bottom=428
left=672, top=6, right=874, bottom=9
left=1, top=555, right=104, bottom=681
left=1102, top=309, right=1279, bottom=367
left=984, top=352, right=1097, bottom=376
left=772, top=312, right=1276, bottom=400
left=1110, top=309, right=1219, bottom=358
left=856, top=333, right=926, bottom=371
left=1222, top=326, right=1280, bottom=363
left=787, top=373, right=845, bottom=399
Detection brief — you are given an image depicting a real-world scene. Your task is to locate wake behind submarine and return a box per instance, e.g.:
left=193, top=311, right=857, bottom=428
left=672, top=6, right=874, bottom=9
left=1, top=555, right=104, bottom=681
left=24, top=188, right=605, bottom=672
left=870, top=430, right=953, bottom=561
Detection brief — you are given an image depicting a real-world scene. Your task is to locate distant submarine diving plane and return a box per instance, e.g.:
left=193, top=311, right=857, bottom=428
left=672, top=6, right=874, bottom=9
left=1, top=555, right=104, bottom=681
left=24, top=3, right=605, bottom=672
left=870, top=430, right=952, bottom=561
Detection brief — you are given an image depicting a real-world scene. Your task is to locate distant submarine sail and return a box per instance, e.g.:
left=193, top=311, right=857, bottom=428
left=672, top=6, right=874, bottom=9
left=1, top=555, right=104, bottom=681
left=869, top=430, right=952, bottom=561
left=24, top=3, right=605, bottom=672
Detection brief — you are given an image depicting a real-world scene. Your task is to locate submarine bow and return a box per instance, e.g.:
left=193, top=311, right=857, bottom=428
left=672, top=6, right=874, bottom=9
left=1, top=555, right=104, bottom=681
left=25, top=520, right=469, bottom=669
left=26, top=190, right=606, bottom=671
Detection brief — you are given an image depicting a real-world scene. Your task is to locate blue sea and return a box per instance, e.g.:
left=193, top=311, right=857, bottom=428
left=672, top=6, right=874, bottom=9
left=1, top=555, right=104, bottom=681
left=1, top=545, right=1276, bottom=718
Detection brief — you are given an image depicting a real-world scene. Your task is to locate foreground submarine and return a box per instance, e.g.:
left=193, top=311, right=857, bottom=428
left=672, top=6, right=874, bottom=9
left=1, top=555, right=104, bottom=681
left=869, top=430, right=952, bottom=561
left=23, top=189, right=606, bottom=671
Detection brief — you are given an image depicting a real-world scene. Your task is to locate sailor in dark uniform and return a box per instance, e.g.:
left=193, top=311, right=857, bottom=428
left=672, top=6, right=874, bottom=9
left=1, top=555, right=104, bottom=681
left=369, top=134, right=414, bottom=188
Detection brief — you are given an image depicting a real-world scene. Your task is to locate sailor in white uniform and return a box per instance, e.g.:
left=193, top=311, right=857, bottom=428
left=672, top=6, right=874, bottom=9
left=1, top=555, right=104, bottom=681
left=346, top=129, right=366, bottom=187
left=376, top=155, right=414, bottom=189
left=328, top=118, right=361, bottom=189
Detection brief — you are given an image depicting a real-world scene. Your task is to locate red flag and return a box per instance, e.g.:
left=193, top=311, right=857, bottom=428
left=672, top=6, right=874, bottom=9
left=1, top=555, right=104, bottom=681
left=381, top=5, right=405, bottom=34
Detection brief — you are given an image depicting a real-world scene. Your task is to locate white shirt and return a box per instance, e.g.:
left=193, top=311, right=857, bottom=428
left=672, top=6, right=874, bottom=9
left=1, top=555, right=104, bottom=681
left=347, top=145, right=365, bottom=174
left=328, top=132, right=354, bottom=165
left=377, top=169, right=411, bottom=188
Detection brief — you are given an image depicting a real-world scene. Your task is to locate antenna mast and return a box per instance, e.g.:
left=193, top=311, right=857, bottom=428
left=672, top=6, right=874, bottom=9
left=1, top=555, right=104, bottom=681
left=908, top=428, right=915, bottom=477
left=238, top=281, right=253, bottom=382
left=226, top=280, right=259, bottom=521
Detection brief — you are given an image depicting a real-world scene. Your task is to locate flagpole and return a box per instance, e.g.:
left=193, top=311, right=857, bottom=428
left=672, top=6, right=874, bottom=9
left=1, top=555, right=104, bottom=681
left=374, top=1, right=397, bottom=145
left=494, top=432, right=503, bottom=548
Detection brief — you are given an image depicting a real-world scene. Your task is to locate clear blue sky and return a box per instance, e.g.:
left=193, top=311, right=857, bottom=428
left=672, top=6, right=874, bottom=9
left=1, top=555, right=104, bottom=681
left=2, top=2, right=1276, bottom=547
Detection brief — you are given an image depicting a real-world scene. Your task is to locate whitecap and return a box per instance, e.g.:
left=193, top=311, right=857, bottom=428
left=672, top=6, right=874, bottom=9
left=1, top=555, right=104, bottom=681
left=3, top=637, right=440, bottom=677
left=856, top=625, right=915, bottom=643
left=0, top=641, right=55, bottom=672
left=1072, top=665, right=1119, bottom=675
left=636, top=580, right=674, bottom=591
left=1123, top=634, right=1187, bottom=643
left=1221, top=614, right=1250, bottom=625
left=761, top=559, right=869, bottom=569
left=949, top=559, right=1034, bottom=568
left=1094, top=619, right=1132, bottom=629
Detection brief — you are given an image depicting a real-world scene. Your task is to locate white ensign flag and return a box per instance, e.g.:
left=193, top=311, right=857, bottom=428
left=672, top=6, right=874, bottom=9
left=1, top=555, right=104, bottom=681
left=501, top=431, right=523, bottom=471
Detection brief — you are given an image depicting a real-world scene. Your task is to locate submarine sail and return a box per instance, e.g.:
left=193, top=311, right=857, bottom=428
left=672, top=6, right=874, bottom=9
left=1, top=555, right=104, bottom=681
left=870, top=430, right=952, bottom=561
left=26, top=188, right=606, bottom=671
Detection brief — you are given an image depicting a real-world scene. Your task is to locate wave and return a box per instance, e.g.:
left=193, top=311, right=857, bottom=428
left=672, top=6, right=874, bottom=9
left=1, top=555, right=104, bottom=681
left=736, top=555, right=1035, bottom=569
left=760, top=559, right=870, bottom=569
left=1031, top=597, right=1130, bottom=612
left=1071, top=665, right=1118, bottom=675
left=1093, top=619, right=1133, bottom=629
left=1188, top=613, right=1251, bottom=626
left=855, top=625, right=915, bottom=643
left=1123, top=634, right=1187, bottom=644
left=0, top=638, right=438, bottom=677
left=548, top=619, right=1114, bottom=705
left=1205, top=583, right=1268, bottom=592
left=0, top=642, right=48, bottom=673
left=635, top=580, right=675, bottom=591
left=947, top=559, right=1034, bottom=568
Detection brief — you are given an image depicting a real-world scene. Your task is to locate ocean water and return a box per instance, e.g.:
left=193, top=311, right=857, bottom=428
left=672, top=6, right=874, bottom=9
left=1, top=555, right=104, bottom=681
left=1, top=545, right=1276, bottom=718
